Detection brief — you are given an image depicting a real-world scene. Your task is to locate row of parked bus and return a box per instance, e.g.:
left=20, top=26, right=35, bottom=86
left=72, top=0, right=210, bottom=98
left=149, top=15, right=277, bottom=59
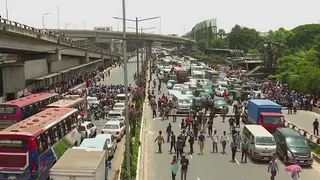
left=0, top=93, right=89, bottom=180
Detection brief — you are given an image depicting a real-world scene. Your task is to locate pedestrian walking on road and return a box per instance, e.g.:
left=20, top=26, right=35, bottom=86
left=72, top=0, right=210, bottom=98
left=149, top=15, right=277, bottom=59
left=188, top=132, right=194, bottom=154
left=169, top=132, right=176, bottom=154
left=176, top=136, right=184, bottom=159
left=170, top=155, right=179, bottom=180
left=166, top=123, right=172, bottom=143
left=313, top=118, right=319, bottom=136
left=230, top=138, right=237, bottom=162
left=220, top=131, right=229, bottom=154
left=241, top=138, right=248, bottom=163
left=180, top=155, right=189, bottom=180
left=212, top=130, right=219, bottom=153
left=268, top=157, right=279, bottom=180
left=154, top=131, right=165, bottom=153
left=172, top=107, right=177, bottom=122
left=198, top=131, right=205, bottom=155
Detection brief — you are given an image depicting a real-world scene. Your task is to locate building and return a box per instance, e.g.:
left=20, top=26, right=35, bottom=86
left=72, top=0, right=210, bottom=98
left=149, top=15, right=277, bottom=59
left=183, top=18, right=218, bottom=42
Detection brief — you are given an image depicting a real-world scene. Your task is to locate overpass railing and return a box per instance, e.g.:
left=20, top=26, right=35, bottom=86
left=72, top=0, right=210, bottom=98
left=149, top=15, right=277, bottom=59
left=0, top=18, right=120, bottom=57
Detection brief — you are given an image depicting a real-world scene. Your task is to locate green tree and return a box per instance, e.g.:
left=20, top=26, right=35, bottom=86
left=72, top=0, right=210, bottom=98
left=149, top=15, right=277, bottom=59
left=196, top=39, right=207, bottom=51
left=218, top=29, right=226, bottom=39
left=207, top=22, right=213, bottom=47
left=210, top=38, right=228, bottom=49
left=227, top=25, right=261, bottom=52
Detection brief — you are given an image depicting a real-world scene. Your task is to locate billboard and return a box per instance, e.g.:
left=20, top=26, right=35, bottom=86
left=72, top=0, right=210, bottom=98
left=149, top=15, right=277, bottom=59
left=94, top=27, right=113, bottom=31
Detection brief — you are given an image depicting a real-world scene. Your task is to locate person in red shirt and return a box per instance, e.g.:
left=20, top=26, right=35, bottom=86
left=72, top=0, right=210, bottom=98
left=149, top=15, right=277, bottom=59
left=223, top=90, right=227, bottom=98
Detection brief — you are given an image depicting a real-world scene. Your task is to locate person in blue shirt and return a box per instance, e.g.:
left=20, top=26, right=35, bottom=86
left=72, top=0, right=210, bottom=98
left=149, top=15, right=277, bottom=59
left=198, top=131, right=205, bottom=155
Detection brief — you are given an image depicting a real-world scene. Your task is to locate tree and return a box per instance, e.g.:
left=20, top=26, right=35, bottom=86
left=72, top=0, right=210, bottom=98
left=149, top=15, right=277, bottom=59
left=210, top=38, right=228, bottom=49
left=218, top=29, right=226, bottom=39
left=207, top=22, right=213, bottom=47
left=227, top=25, right=262, bottom=52
left=196, top=39, right=207, bottom=51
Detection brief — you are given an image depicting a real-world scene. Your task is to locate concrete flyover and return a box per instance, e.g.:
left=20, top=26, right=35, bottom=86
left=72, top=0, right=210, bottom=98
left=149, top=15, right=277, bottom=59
left=0, top=18, right=120, bottom=60
left=48, top=29, right=196, bottom=45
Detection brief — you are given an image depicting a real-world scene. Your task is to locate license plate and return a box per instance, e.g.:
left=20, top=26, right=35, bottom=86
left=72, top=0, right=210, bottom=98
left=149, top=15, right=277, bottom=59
left=299, top=161, right=304, bottom=163
left=264, top=157, right=269, bottom=160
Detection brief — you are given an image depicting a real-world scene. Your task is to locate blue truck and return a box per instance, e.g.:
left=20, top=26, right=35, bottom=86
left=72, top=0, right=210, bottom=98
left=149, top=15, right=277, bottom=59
left=243, top=99, right=285, bottom=131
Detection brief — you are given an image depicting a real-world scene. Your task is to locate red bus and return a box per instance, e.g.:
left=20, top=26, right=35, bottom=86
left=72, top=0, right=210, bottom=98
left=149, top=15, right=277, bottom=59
left=0, top=93, right=60, bottom=130
left=173, top=67, right=188, bottom=83
left=46, top=96, right=88, bottom=120
left=0, top=108, right=81, bottom=180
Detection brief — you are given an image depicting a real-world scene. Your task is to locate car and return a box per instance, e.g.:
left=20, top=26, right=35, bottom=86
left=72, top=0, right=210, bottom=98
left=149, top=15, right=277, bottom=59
left=172, top=84, right=184, bottom=91
left=112, top=102, right=126, bottom=112
left=181, top=89, right=194, bottom=99
left=107, top=110, right=125, bottom=122
left=213, top=98, right=229, bottom=114
left=95, top=134, right=118, bottom=158
left=167, top=80, right=176, bottom=89
left=101, top=121, right=126, bottom=141
left=177, top=98, right=192, bottom=113
left=80, top=121, right=97, bottom=139
left=215, top=86, right=229, bottom=96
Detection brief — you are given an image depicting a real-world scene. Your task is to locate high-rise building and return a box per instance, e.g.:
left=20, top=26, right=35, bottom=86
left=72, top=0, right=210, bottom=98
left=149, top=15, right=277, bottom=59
left=183, top=18, right=217, bottom=42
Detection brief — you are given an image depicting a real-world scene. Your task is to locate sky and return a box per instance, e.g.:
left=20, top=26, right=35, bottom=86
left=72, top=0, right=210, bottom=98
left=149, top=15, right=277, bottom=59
left=1, top=0, right=320, bottom=35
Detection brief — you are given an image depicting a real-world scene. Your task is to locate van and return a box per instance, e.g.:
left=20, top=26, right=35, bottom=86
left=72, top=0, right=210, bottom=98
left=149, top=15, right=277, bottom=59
left=274, top=128, right=313, bottom=165
left=73, top=138, right=109, bottom=161
left=242, top=125, right=276, bottom=161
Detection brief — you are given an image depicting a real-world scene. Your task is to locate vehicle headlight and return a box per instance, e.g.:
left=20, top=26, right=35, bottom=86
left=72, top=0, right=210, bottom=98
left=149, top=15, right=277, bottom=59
left=310, top=153, right=313, bottom=158
left=287, top=151, right=293, bottom=158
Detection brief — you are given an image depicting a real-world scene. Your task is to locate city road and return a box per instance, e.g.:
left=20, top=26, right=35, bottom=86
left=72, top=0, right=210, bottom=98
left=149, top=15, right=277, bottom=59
left=88, top=56, right=141, bottom=180
left=143, top=75, right=320, bottom=180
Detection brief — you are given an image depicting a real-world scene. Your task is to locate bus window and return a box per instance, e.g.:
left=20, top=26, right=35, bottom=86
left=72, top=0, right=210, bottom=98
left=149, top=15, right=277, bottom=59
left=66, top=118, right=72, bottom=131
left=48, top=128, right=57, bottom=144
left=44, top=131, right=52, bottom=148
left=56, top=123, right=63, bottom=137
left=52, top=126, right=60, bottom=142
left=63, top=120, right=69, bottom=134
left=36, top=136, right=45, bottom=154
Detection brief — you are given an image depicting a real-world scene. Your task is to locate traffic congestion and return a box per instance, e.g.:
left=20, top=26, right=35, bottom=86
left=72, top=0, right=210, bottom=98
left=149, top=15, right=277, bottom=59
left=0, top=56, right=141, bottom=180
left=145, top=51, right=320, bottom=180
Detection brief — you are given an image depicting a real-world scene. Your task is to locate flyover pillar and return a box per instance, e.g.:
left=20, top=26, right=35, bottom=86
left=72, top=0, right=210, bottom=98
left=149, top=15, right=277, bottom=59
left=46, top=49, right=61, bottom=73
left=80, top=50, right=90, bottom=64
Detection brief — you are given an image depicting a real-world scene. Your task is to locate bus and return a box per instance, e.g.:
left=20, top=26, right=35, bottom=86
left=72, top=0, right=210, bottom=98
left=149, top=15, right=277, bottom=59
left=173, top=67, right=188, bottom=83
left=0, top=93, right=60, bottom=130
left=46, top=96, right=88, bottom=120
left=0, top=108, right=81, bottom=180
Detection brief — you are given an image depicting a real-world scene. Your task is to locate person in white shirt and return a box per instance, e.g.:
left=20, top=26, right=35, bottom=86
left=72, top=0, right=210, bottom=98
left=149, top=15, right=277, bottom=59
left=220, top=131, right=229, bottom=154
left=171, top=107, right=177, bottom=122
left=212, top=130, right=219, bottom=153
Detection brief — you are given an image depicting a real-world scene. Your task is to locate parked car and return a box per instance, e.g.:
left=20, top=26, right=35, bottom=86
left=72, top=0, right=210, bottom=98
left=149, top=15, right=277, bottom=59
left=101, top=121, right=126, bottom=141
left=80, top=121, right=97, bottom=139
left=95, top=134, right=118, bottom=158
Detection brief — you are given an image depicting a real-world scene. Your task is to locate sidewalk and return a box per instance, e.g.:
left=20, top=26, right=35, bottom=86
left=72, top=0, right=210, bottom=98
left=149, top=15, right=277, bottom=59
left=63, top=66, right=116, bottom=95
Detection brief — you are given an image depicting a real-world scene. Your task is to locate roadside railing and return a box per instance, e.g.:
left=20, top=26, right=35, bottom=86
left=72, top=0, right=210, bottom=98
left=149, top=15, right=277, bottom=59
left=0, top=18, right=120, bottom=57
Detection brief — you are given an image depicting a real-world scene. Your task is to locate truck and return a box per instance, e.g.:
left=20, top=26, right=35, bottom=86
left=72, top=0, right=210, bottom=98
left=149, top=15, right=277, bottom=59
left=243, top=99, right=285, bottom=132
left=50, top=148, right=106, bottom=180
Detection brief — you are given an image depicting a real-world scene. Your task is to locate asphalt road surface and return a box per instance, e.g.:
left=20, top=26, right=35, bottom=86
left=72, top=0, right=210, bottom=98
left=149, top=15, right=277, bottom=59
left=88, top=56, right=141, bottom=180
left=143, top=74, right=320, bottom=180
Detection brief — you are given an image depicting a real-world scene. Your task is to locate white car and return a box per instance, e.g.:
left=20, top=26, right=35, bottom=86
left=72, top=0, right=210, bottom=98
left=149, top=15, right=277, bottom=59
left=95, top=134, right=118, bottom=158
left=167, top=80, right=176, bottom=89
left=80, top=121, right=97, bottom=139
left=172, top=84, right=184, bottom=91
left=86, top=96, right=99, bottom=108
left=112, top=102, right=126, bottom=112
left=215, top=86, right=229, bottom=96
left=101, top=121, right=126, bottom=141
left=107, top=110, right=125, bottom=122
left=181, top=89, right=194, bottom=99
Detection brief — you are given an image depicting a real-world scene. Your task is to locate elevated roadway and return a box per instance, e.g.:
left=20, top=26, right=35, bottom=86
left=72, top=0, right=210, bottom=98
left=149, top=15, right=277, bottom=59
left=48, top=29, right=196, bottom=45
left=0, top=18, right=119, bottom=59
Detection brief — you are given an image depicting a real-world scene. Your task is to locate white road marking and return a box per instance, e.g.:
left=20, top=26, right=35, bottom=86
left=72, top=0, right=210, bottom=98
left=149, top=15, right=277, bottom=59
left=189, top=154, right=192, bottom=159
left=197, top=178, right=200, bottom=180
left=235, top=158, right=240, bottom=165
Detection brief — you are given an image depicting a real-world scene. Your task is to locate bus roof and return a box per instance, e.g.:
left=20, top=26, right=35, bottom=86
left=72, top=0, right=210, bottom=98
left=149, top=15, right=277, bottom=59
left=1, top=93, right=58, bottom=108
left=47, top=98, right=84, bottom=108
left=0, top=108, right=77, bottom=136
left=173, top=67, right=187, bottom=72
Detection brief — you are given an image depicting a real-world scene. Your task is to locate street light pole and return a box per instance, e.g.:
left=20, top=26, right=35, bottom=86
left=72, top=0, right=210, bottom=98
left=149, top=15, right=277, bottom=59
left=5, top=0, right=8, bottom=19
left=65, top=22, right=71, bottom=29
left=121, top=0, right=131, bottom=179
left=113, top=16, right=160, bottom=75
left=136, top=17, right=140, bottom=76
left=57, top=6, right=60, bottom=30
left=42, top=13, right=50, bottom=29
